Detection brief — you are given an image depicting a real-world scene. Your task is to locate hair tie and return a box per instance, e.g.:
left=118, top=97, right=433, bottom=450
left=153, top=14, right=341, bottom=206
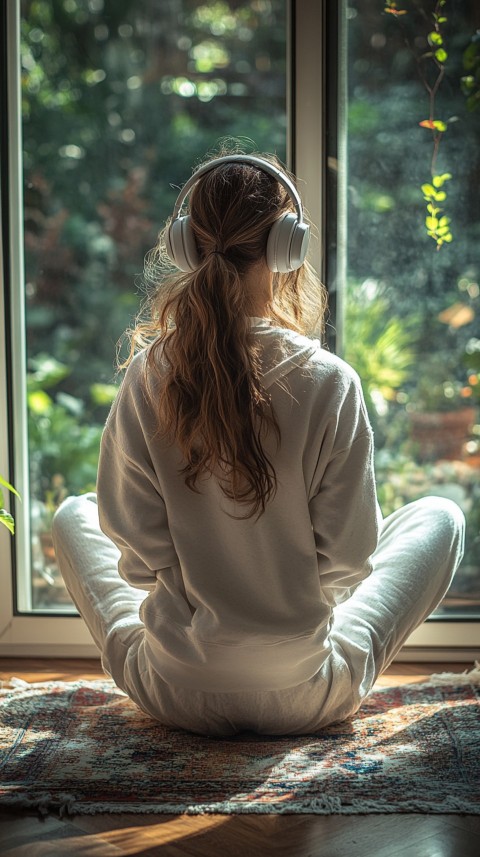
left=210, top=249, right=228, bottom=259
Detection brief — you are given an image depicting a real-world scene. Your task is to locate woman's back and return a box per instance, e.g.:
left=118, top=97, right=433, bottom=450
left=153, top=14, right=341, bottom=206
left=97, top=321, right=379, bottom=692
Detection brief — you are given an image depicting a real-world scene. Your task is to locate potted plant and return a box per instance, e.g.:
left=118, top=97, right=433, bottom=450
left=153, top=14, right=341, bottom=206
left=408, top=353, right=477, bottom=461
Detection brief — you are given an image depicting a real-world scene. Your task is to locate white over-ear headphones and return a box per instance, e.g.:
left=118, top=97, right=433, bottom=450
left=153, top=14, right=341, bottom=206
left=165, top=155, right=310, bottom=274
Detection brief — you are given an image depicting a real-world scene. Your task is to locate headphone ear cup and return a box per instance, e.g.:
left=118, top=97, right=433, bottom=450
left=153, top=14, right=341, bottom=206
left=165, top=215, right=200, bottom=272
left=266, top=213, right=310, bottom=273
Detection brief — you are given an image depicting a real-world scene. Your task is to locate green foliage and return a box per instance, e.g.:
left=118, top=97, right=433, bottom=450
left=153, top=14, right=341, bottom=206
left=344, top=281, right=416, bottom=441
left=421, top=172, right=452, bottom=245
left=90, top=383, right=119, bottom=407
left=27, top=354, right=105, bottom=510
left=462, top=33, right=480, bottom=111
left=27, top=353, right=70, bottom=392
left=374, top=453, right=480, bottom=569
left=347, top=101, right=381, bottom=136
left=347, top=3, right=480, bottom=354
left=0, top=475, right=21, bottom=535
left=409, top=355, right=468, bottom=412
left=386, top=0, right=454, bottom=248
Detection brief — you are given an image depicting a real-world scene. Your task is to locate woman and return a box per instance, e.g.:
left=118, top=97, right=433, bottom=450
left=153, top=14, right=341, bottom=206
left=53, top=150, right=465, bottom=736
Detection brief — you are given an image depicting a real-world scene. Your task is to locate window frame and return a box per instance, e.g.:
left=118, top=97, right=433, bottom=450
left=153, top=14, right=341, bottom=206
left=0, top=0, right=478, bottom=659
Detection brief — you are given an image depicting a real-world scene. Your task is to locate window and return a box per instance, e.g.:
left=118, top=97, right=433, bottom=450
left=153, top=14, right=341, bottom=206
left=1, top=0, right=287, bottom=652
left=326, top=0, right=480, bottom=643
left=1, top=0, right=478, bottom=655
left=12, top=0, right=287, bottom=609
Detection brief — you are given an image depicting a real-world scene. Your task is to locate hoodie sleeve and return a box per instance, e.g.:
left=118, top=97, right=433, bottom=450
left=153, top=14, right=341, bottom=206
left=96, top=355, right=178, bottom=591
left=308, top=367, right=381, bottom=606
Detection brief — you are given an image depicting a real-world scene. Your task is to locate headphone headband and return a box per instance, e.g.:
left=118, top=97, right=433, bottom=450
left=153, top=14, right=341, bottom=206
left=165, top=154, right=310, bottom=273
left=171, top=154, right=304, bottom=222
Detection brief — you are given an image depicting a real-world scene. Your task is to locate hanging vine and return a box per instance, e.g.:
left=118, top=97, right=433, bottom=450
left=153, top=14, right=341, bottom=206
left=384, top=1, right=453, bottom=248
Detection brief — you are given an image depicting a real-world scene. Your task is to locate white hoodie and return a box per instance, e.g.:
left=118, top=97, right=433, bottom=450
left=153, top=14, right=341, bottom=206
left=97, top=320, right=381, bottom=692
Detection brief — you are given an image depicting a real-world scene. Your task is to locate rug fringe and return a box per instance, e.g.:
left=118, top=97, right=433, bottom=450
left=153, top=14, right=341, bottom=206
left=0, top=677, right=120, bottom=695
left=0, top=792, right=78, bottom=817
left=427, top=662, right=480, bottom=686
left=1, top=793, right=479, bottom=816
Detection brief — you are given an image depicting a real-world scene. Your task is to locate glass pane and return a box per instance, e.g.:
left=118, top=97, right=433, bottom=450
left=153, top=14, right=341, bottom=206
left=20, top=0, right=287, bottom=611
left=341, top=0, right=480, bottom=616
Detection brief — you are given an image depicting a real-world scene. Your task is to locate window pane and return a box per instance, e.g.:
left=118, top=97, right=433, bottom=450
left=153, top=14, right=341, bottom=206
left=20, top=0, right=287, bottom=611
left=341, top=0, right=480, bottom=616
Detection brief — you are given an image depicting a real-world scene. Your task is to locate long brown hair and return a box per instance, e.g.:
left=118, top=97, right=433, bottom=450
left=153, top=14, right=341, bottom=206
left=122, top=146, right=327, bottom=517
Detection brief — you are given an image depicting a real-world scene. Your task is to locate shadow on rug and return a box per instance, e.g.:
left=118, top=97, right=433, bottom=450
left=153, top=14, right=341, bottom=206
left=0, top=669, right=479, bottom=816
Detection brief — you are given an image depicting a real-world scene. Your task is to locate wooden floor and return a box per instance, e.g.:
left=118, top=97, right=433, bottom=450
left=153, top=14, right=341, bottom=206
left=1, top=658, right=479, bottom=856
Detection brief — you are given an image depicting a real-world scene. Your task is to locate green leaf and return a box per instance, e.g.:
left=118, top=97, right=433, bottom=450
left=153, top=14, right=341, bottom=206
left=28, top=389, right=53, bottom=414
left=432, top=119, right=447, bottom=132
left=56, top=392, right=84, bottom=417
left=434, top=191, right=447, bottom=202
left=426, top=216, right=438, bottom=230
left=432, top=173, right=451, bottom=188
left=27, top=354, right=70, bottom=392
left=428, top=32, right=443, bottom=46
left=421, top=183, right=435, bottom=197
left=0, top=509, right=15, bottom=535
left=461, top=75, right=475, bottom=92
left=439, top=216, right=450, bottom=227
left=467, top=92, right=480, bottom=111
left=438, top=17, right=447, bottom=24
left=90, top=383, right=118, bottom=406
left=435, top=48, right=448, bottom=63
left=0, top=474, right=21, bottom=500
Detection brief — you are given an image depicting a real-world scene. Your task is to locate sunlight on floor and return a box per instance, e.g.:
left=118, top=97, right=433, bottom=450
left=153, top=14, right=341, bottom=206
left=99, top=814, right=229, bottom=850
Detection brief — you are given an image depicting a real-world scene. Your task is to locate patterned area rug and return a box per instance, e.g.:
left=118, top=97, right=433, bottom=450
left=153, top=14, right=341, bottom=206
left=0, top=669, right=479, bottom=816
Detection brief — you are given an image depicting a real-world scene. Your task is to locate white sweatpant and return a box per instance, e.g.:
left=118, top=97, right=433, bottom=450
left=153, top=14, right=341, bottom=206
left=52, top=493, right=465, bottom=736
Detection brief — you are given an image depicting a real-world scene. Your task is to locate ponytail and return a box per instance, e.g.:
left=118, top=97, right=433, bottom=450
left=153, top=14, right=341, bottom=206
left=146, top=249, right=280, bottom=518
